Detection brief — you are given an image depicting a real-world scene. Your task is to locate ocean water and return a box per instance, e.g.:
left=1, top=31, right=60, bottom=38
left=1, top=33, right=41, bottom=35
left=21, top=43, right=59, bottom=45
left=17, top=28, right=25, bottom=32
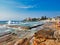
left=19, top=21, right=45, bottom=27
left=0, top=21, right=45, bottom=38
left=0, top=21, right=7, bottom=24
left=0, top=21, right=44, bottom=27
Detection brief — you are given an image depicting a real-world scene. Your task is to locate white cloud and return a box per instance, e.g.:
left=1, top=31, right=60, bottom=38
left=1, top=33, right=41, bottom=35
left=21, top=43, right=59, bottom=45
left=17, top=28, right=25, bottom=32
left=0, top=0, right=37, bottom=9
left=16, top=5, right=35, bottom=9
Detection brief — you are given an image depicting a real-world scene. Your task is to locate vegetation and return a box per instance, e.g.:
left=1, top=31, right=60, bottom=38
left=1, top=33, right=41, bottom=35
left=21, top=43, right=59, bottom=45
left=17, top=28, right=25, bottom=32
left=22, top=16, right=48, bottom=22
left=40, top=16, right=48, bottom=20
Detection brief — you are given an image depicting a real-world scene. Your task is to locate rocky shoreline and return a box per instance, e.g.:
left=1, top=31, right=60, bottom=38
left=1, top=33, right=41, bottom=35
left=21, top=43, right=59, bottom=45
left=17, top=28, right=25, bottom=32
left=0, top=22, right=60, bottom=45
left=33, top=22, right=60, bottom=45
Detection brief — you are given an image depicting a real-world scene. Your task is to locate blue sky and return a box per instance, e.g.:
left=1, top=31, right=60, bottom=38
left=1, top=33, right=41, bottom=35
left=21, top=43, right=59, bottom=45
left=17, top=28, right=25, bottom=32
left=0, top=0, right=60, bottom=20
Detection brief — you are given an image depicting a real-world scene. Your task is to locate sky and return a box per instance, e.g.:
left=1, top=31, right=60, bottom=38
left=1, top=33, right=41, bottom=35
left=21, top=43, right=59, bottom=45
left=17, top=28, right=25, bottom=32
left=0, top=0, right=60, bottom=20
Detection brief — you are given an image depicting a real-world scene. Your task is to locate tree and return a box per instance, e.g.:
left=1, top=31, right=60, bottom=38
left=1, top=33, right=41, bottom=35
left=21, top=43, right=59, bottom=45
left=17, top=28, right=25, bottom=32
left=40, top=16, right=48, bottom=20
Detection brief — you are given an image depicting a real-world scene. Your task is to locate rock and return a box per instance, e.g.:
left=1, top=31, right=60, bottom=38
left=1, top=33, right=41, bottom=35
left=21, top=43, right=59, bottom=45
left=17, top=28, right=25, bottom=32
left=14, top=38, right=30, bottom=45
left=40, top=42, right=46, bottom=45
left=54, top=30, right=60, bottom=41
left=45, top=39, right=56, bottom=45
left=34, top=29, right=54, bottom=39
left=33, top=28, right=60, bottom=45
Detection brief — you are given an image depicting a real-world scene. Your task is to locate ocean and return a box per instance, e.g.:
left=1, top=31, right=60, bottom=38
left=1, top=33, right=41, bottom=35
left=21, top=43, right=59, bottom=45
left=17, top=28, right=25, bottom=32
left=0, top=21, right=45, bottom=38
left=0, top=21, right=20, bottom=24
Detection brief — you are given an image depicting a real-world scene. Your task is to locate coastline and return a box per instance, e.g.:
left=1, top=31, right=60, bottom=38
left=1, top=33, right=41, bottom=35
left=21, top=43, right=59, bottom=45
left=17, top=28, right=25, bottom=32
left=0, top=20, right=60, bottom=45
